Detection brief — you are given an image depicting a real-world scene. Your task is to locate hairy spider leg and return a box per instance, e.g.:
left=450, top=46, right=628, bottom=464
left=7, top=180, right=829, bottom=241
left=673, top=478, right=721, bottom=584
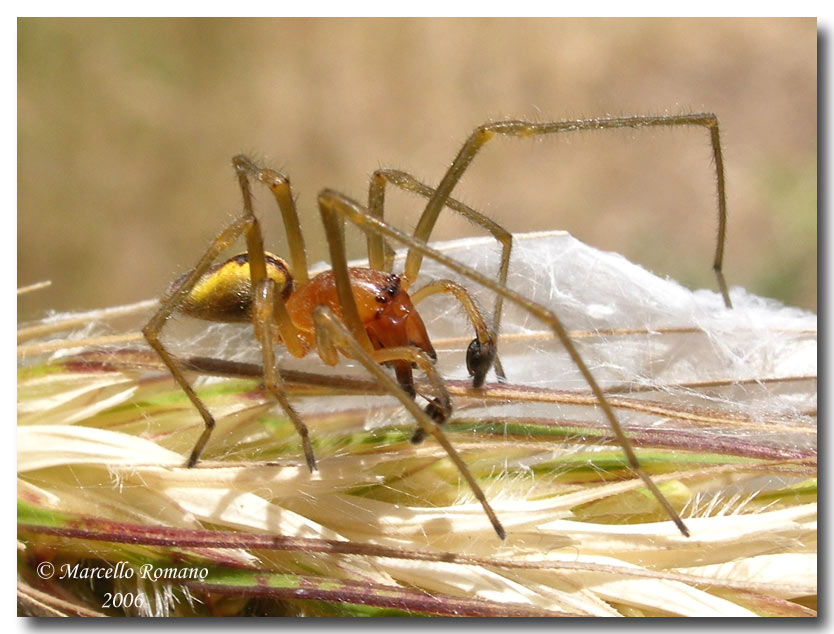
left=252, top=278, right=317, bottom=471
left=409, top=278, right=496, bottom=385
left=405, top=113, right=731, bottom=308
left=143, top=193, right=317, bottom=471
left=230, top=156, right=313, bottom=361
left=231, top=157, right=504, bottom=389
left=407, top=279, right=496, bottom=444
left=143, top=216, right=252, bottom=468
left=320, top=184, right=454, bottom=419
left=317, top=191, right=504, bottom=538
left=233, top=154, right=310, bottom=285
left=367, top=169, right=512, bottom=381
left=317, top=187, right=691, bottom=538
left=311, top=303, right=504, bottom=540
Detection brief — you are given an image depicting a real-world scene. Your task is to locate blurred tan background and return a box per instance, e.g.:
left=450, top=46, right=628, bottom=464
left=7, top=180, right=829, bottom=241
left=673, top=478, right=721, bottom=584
left=18, top=18, right=817, bottom=322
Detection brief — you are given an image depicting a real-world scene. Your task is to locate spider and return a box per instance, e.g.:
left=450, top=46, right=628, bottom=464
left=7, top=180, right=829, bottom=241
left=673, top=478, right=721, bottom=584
left=143, top=113, right=730, bottom=540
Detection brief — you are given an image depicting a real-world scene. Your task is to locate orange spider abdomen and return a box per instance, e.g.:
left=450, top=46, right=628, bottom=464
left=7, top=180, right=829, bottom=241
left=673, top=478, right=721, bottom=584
left=287, top=268, right=436, bottom=362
